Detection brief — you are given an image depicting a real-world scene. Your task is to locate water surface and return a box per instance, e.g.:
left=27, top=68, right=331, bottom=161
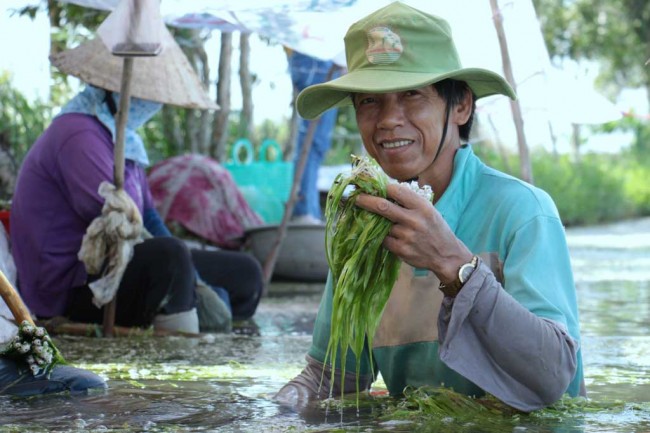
left=1, top=219, right=649, bottom=432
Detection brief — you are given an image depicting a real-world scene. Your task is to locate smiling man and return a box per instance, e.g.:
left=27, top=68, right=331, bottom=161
left=275, top=1, right=585, bottom=412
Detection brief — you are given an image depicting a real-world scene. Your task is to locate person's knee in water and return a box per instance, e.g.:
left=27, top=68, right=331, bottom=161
left=0, top=357, right=106, bottom=397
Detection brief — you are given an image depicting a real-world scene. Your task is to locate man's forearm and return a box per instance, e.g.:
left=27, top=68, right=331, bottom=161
left=438, top=262, right=580, bottom=411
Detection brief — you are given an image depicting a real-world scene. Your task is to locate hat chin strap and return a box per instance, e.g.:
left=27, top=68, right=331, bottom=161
left=407, top=101, right=451, bottom=183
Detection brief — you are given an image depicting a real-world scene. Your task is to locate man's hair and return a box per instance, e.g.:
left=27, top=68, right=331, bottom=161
left=433, top=79, right=476, bottom=141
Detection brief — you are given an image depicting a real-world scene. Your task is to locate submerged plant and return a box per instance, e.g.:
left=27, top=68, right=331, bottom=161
left=1, top=320, right=66, bottom=376
left=323, top=155, right=433, bottom=403
left=381, top=386, right=640, bottom=433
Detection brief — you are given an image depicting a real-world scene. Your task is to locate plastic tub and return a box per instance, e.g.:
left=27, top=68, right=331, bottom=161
left=244, top=223, right=328, bottom=282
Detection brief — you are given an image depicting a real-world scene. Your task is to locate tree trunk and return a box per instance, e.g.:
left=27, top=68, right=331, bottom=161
left=162, top=106, right=183, bottom=155
left=186, top=109, right=199, bottom=153
left=47, top=0, right=65, bottom=107
left=211, top=32, right=233, bottom=162
left=286, top=85, right=300, bottom=161
left=644, top=72, right=650, bottom=112
left=239, top=32, right=255, bottom=141
left=571, top=123, right=582, bottom=163
left=486, top=115, right=512, bottom=174
left=47, top=0, right=63, bottom=55
left=490, top=0, right=534, bottom=184
left=177, top=29, right=211, bottom=155
left=547, top=121, right=559, bottom=159
left=193, top=31, right=212, bottom=155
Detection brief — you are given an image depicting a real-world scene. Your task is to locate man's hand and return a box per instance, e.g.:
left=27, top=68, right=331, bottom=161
left=354, top=183, right=472, bottom=285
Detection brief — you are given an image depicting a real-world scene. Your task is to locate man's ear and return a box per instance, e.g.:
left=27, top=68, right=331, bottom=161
left=452, top=88, right=473, bottom=126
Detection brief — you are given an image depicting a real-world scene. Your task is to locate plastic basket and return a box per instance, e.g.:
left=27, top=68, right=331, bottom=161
left=224, top=139, right=294, bottom=224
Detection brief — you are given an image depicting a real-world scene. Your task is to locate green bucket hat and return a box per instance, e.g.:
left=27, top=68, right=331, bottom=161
left=296, top=1, right=516, bottom=120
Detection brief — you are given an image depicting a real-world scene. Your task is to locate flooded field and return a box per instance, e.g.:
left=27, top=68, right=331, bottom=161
left=1, top=218, right=649, bottom=432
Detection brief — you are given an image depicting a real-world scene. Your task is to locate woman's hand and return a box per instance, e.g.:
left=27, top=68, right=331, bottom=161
left=354, top=183, right=472, bottom=284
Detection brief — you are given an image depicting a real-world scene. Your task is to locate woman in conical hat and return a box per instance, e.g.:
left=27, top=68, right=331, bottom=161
left=276, top=1, right=584, bottom=412
left=9, top=24, right=263, bottom=339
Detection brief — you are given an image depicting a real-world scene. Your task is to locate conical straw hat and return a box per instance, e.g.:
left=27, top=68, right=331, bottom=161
left=50, top=25, right=218, bottom=110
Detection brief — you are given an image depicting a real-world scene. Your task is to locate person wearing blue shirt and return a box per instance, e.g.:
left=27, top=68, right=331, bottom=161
left=287, top=49, right=342, bottom=224
left=276, top=2, right=584, bottom=412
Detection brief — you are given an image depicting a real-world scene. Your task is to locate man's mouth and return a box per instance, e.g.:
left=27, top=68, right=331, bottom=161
left=381, top=139, right=413, bottom=149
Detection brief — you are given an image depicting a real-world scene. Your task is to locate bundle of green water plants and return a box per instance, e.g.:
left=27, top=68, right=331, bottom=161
left=1, top=320, right=66, bottom=376
left=323, top=155, right=433, bottom=402
left=380, top=386, right=642, bottom=433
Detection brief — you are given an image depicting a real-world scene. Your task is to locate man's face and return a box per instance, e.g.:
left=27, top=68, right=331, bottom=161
left=353, top=85, right=450, bottom=182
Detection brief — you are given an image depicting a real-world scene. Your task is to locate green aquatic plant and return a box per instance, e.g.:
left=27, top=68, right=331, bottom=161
left=529, top=394, right=629, bottom=419
left=0, top=320, right=66, bottom=377
left=323, top=155, right=433, bottom=403
left=380, top=386, right=640, bottom=433
left=80, top=361, right=300, bottom=382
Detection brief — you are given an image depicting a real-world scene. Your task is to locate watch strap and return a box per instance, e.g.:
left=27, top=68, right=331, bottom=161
left=439, top=255, right=478, bottom=297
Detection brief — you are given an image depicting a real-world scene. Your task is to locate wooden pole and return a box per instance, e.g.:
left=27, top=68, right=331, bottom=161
left=113, top=57, right=134, bottom=191
left=261, top=119, right=320, bottom=290
left=102, top=56, right=134, bottom=338
left=261, top=65, right=340, bottom=290
left=0, top=270, right=34, bottom=326
left=40, top=317, right=201, bottom=338
left=489, top=0, right=533, bottom=184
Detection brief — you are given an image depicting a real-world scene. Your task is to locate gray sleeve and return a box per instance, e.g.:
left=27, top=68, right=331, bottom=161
left=273, top=354, right=373, bottom=408
left=437, top=260, right=580, bottom=412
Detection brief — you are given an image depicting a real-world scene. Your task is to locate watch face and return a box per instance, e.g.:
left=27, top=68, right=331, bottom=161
left=459, top=263, right=475, bottom=283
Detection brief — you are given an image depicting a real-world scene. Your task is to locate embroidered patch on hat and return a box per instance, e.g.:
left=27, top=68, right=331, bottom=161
left=365, top=26, right=403, bottom=65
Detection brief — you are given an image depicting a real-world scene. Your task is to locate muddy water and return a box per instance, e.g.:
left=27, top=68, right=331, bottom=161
left=567, top=217, right=650, bottom=409
left=1, top=219, right=649, bottom=432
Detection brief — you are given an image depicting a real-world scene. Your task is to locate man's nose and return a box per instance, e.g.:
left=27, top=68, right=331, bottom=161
left=376, top=97, right=404, bottom=130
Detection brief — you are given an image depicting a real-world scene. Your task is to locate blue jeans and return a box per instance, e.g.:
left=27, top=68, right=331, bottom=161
left=0, top=358, right=106, bottom=396
left=289, top=52, right=341, bottom=220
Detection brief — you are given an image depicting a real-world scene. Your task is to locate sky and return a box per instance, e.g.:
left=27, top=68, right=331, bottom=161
left=1, top=0, right=647, bottom=155
left=0, top=0, right=295, bottom=124
left=0, top=1, right=51, bottom=103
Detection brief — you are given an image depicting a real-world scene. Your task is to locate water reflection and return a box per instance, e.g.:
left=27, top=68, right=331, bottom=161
left=578, top=280, right=650, bottom=336
left=568, top=218, right=650, bottom=408
left=2, top=220, right=650, bottom=432
left=0, top=380, right=300, bottom=432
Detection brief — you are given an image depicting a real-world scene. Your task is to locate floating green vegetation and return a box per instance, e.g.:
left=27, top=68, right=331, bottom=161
left=75, top=360, right=301, bottom=382
left=316, top=385, right=649, bottom=433
left=377, top=386, right=646, bottom=433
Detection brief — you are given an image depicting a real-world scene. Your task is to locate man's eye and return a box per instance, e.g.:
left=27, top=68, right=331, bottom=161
left=358, top=96, right=375, bottom=105
left=405, top=90, right=419, bottom=96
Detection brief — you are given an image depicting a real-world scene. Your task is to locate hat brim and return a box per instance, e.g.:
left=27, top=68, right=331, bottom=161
left=296, top=67, right=516, bottom=119
left=50, top=26, right=218, bottom=111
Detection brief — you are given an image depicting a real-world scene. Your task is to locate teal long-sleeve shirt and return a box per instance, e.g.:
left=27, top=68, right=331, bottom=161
left=301, top=145, right=584, bottom=412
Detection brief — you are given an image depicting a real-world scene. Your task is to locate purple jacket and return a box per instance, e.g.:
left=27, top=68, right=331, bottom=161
left=10, top=113, right=153, bottom=317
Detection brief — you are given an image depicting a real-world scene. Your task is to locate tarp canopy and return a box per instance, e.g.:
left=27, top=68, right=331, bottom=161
left=58, top=0, right=622, bottom=152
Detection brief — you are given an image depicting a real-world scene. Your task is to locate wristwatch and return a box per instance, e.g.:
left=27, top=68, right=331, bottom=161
left=439, top=256, right=479, bottom=297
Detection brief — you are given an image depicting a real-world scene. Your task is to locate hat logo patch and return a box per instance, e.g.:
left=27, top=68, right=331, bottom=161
left=365, top=26, right=403, bottom=65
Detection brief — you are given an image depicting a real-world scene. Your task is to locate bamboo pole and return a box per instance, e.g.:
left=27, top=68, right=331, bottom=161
left=0, top=270, right=34, bottom=326
left=261, top=119, right=320, bottom=290
left=40, top=317, right=202, bottom=338
left=102, top=56, right=134, bottom=338
left=113, top=58, right=134, bottom=191
left=261, top=64, right=340, bottom=290
left=489, top=0, right=533, bottom=184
